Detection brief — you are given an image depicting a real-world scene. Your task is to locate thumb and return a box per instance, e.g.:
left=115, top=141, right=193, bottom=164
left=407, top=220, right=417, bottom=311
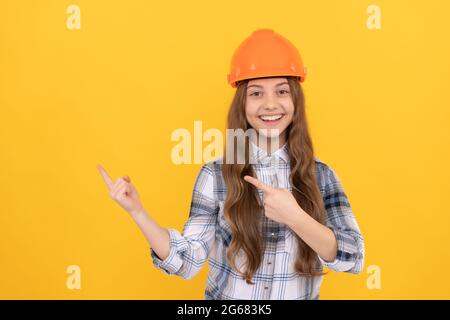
left=123, top=176, right=131, bottom=183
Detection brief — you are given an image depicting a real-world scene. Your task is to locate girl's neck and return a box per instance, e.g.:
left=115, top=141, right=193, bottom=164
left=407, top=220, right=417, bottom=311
left=256, top=133, right=287, bottom=155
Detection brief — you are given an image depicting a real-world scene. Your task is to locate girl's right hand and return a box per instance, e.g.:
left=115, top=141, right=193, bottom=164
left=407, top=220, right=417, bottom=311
left=97, top=164, right=144, bottom=217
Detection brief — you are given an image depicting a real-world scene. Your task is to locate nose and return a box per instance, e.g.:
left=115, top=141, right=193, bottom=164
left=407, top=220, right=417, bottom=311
left=263, top=105, right=277, bottom=113
left=263, top=92, right=280, bottom=110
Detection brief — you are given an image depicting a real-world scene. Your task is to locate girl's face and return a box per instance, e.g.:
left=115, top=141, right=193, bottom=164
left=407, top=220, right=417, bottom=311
left=245, top=77, right=294, bottom=143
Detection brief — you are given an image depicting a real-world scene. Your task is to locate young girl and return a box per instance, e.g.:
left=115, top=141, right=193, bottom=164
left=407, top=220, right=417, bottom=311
left=97, top=29, right=364, bottom=300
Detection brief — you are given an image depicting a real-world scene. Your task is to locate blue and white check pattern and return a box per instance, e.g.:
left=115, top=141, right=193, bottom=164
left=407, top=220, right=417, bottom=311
left=151, top=142, right=364, bottom=299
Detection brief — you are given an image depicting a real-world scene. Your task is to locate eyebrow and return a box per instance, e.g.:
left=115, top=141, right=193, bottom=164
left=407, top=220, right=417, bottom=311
left=247, top=82, right=289, bottom=89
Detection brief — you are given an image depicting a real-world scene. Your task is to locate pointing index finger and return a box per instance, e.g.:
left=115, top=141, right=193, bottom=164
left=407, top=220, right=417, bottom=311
left=243, top=175, right=273, bottom=193
left=97, top=164, right=114, bottom=190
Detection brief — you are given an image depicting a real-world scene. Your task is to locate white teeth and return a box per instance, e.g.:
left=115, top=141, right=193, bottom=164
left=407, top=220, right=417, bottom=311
left=260, top=114, right=283, bottom=121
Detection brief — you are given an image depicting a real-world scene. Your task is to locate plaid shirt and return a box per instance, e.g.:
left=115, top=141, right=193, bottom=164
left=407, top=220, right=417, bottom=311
left=151, top=142, right=364, bottom=299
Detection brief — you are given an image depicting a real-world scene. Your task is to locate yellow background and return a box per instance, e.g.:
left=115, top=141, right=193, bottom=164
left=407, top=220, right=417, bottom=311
left=1, top=0, right=449, bottom=299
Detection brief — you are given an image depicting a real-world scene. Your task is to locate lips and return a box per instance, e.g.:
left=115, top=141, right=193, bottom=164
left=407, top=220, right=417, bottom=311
left=259, top=114, right=283, bottom=121
left=258, top=113, right=284, bottom=124
left=256, top=113, right=285, bottom=129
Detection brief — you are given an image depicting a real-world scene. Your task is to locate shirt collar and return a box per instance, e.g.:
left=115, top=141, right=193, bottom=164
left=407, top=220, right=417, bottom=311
left=249, top=140, right=290, bottom=164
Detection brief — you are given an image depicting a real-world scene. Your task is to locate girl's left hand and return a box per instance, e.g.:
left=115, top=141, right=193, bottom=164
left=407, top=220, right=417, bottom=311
left=243, top=175, right=305, bottom=226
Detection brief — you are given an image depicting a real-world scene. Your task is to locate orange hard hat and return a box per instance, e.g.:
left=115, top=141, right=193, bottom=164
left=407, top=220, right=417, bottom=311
left=227, top=29, right=307, bottom=88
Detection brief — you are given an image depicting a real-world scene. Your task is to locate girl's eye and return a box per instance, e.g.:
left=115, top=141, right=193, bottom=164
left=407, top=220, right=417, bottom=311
left=249, top=90, right=289, bottom=96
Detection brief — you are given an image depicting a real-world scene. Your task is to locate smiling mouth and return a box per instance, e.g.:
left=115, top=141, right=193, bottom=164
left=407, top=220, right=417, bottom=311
left=258, top=114, right=284, bottom=122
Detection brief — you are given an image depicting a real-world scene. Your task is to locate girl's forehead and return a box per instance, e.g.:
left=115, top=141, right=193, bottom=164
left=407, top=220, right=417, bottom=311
left=247, top=77, right=288, bottom=87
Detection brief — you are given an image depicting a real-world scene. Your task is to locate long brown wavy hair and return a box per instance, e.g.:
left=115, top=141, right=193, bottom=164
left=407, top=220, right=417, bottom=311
left=222, top=76, right=327, bottom=284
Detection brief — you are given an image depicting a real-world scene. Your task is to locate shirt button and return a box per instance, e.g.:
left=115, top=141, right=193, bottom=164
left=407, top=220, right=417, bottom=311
left=264, top=286, right=269, bottom=290
left=271, top=232, right=275, bottom=237
left=268, top=261, right=272, bottom=265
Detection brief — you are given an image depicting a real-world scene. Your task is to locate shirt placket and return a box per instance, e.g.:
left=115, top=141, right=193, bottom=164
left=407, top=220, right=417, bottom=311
left=260, top=154, right=280, bottom=298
